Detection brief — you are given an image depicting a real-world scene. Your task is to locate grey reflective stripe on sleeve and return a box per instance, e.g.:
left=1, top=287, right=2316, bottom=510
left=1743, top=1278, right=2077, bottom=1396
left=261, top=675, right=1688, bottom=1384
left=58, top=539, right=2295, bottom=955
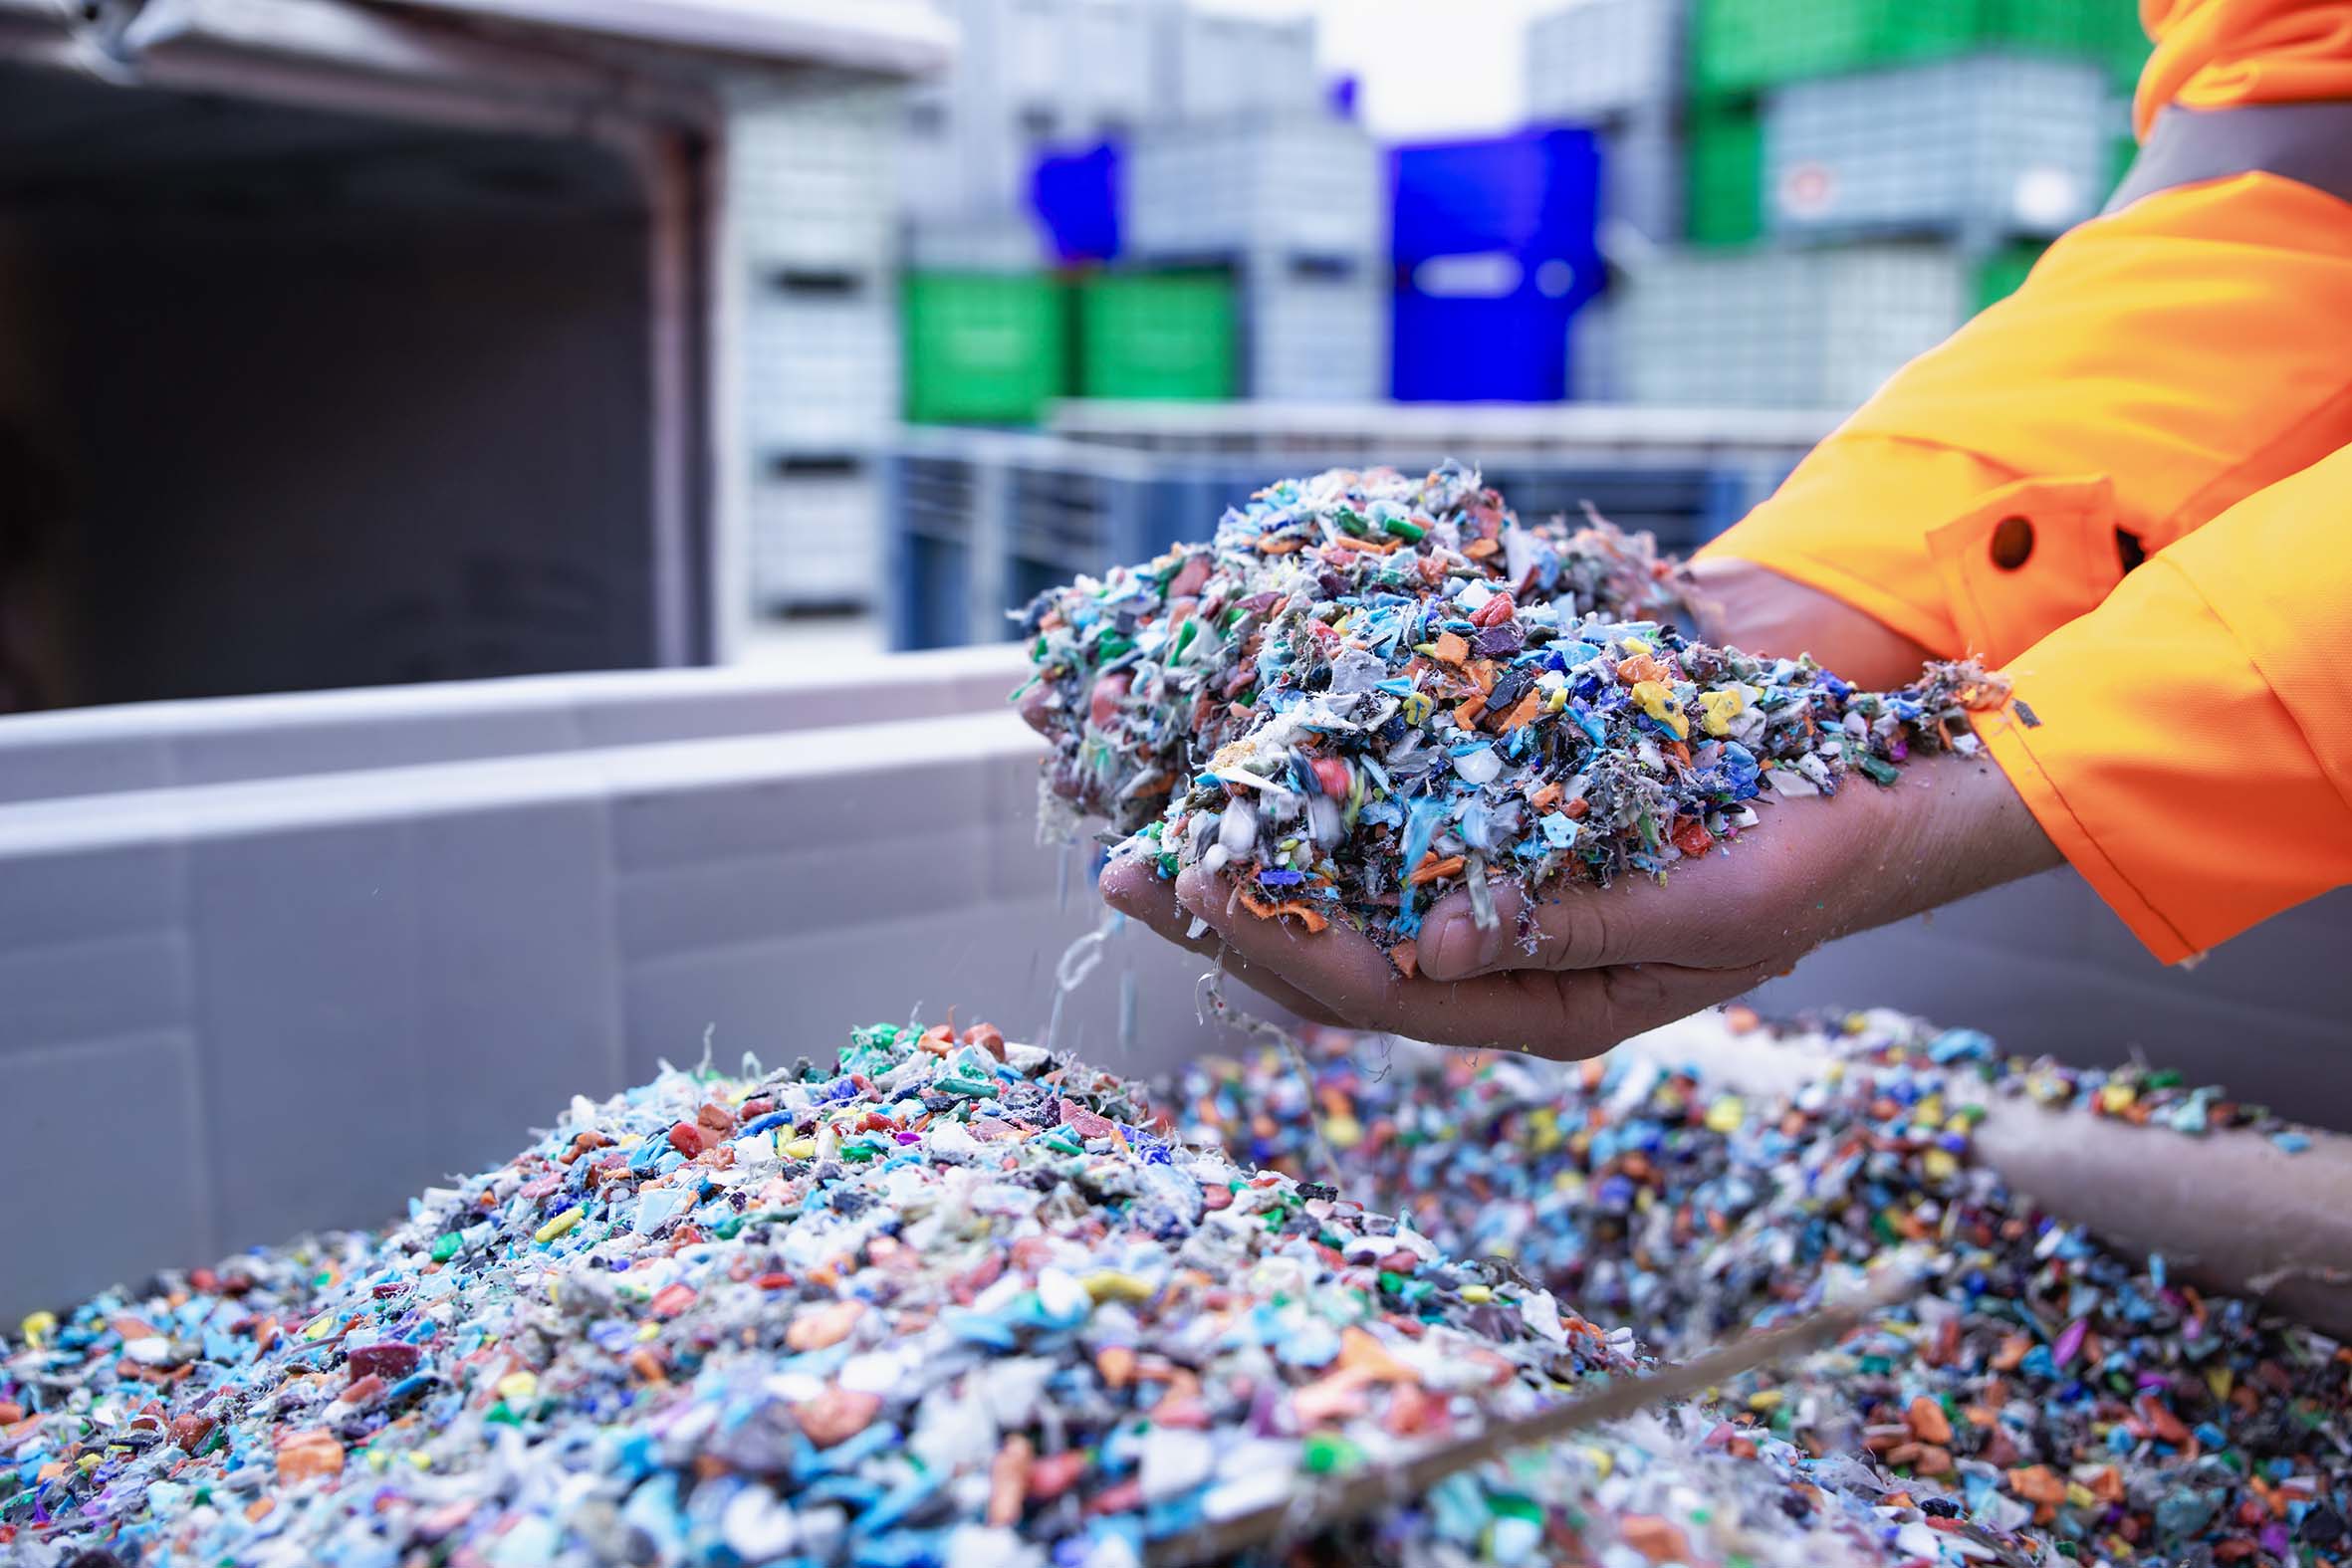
left=2105, top=100, right=2352, bottom=213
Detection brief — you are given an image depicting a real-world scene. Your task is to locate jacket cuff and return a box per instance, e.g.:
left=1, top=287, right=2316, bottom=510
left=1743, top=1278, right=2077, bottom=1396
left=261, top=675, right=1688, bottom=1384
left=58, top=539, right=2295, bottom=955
left=1976, top=556, right=2352, bottom=964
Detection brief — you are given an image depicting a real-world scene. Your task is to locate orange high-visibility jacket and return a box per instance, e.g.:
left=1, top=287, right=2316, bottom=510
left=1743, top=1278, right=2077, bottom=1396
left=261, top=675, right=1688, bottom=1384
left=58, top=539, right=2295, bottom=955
left=1696, top=0, right=2352, bottom=963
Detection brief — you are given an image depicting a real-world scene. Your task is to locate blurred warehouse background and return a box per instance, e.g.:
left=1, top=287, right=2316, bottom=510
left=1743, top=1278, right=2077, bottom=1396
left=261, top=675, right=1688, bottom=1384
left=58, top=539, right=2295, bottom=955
left=726, top=0, right=2145, bottom=652
left=0, top=0, right=2146, bottom=703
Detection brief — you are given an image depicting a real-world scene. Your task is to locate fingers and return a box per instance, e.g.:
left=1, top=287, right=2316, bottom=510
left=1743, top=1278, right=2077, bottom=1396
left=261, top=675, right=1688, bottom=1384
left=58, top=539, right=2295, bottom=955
left=1097, top=856, right=1351, bottom=1028
left=1414, top=825, right=1809, bottom=982
left=1018, top=682, right=1054, bottom=734
left=1176, top=867, right=1773, bottom=1058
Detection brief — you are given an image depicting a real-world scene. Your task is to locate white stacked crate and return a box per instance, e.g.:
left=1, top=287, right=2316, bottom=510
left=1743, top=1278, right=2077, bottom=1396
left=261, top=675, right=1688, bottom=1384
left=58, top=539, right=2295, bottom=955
left=1526, top=0, right=1685, bottom=244
left=1124, top=113, right=1384, bottom=259
left=1244, top=256, right=1389, bottom=404
left=1765, top=56, right=2116, bottom=241
left=1612, top=244, right=1967, bottom=409
left=1150, top=4, right=1319, bottom=123
left=748, top=458, right=886, bottom=610
left=1123, top=113, right=1388, bottom=402
left=1526, top=0, right=1681, bottom=120
left=731, top=89, right=901, bottom=612
left=903, top=0, right=1339, bottom=229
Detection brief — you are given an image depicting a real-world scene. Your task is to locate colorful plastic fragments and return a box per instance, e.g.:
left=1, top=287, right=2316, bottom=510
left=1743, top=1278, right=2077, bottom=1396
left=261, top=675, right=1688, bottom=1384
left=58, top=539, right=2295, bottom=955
left=1019, top=464, right=2006, bottom=953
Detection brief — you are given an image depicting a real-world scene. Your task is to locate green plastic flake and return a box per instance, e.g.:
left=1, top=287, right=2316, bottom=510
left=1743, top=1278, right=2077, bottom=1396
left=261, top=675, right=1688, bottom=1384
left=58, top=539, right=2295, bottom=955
left=1301, top=1433, right=1364, bottom=1474
left=430, top=1232, right=462, bottom=1264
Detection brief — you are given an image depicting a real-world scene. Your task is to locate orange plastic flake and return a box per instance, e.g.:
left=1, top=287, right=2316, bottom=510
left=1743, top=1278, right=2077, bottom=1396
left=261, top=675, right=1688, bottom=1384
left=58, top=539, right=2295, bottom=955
left=1497, top=692, right=1543, bottom=733
left=1408, top=853, right=1466, bottom=886
left=1429, top=631, right=1469, bottom=665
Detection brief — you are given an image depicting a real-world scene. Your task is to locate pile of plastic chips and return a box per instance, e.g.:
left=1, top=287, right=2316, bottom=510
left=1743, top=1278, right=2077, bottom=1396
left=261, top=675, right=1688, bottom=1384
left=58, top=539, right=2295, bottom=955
left=1019, top=463, right=2005, bottom=954
left=9, top=1018, right=2069, bottom=1568
left=1181, top=1009, right=2352, bottom=1566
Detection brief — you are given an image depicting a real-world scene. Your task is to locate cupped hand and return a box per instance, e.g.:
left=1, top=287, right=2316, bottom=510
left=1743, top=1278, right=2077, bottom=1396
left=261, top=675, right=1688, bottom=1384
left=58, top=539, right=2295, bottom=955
left=1105, top=755, right=2058, bottom=1057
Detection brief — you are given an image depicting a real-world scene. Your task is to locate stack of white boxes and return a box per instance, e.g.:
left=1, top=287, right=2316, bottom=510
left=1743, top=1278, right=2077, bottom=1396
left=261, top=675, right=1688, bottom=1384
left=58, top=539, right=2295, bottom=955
left=1613, top=244, right=1967, bottom=408
left=901, top=0, right=1376, bottom=402
left=1525, top=0, right=1685, bottom=244
left=1121, top=112, right=1388, bottom=403
left=1764, top=55, right=2118, bottom=243
left=732, top=89, right=902, bottom=612
left=903, top=0, right=1166, bottom=229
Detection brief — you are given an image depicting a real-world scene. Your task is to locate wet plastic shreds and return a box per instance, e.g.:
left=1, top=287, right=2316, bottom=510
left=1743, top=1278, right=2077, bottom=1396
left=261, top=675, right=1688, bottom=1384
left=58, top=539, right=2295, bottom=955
left=1019, top=463, right=2005, bottom=945
left=1181, top=1008, right=2352, bottom=1567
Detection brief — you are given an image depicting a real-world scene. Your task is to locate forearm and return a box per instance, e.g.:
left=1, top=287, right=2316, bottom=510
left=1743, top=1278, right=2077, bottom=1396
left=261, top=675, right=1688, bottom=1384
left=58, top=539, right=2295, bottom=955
left=1701, top=172, right=2352, bottom=668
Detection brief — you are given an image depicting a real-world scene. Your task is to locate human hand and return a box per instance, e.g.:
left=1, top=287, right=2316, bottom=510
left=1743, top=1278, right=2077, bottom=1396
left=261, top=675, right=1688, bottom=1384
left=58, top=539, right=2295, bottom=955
left=1681, top=556, right=1939, bottom=690
left=1102, top=753, right=2058, bottom=1056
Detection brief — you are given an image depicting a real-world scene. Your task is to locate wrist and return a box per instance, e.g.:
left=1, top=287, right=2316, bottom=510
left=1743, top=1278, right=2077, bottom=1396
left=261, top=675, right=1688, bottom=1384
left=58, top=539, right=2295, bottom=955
left=1869, top=752, right=2063, bottom=925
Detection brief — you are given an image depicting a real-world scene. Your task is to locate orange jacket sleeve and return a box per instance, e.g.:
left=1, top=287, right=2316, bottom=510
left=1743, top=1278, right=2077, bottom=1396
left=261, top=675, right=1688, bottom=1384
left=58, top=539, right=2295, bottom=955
left=1696, top=0, right=2352, bottom=958
left=1976, top=443, right=2352, bottom=962
left=2138, top=0, right=2352, bottom=133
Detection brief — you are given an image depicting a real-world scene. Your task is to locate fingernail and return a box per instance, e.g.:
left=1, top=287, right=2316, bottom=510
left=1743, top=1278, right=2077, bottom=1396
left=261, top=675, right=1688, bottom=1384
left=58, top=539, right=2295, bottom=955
left=1420, top=910, right=1494, bottom=980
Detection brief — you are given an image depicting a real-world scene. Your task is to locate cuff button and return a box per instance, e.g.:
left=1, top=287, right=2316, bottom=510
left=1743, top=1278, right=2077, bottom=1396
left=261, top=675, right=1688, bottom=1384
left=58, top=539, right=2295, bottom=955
left=1990, top=515, right=2034, bottom=570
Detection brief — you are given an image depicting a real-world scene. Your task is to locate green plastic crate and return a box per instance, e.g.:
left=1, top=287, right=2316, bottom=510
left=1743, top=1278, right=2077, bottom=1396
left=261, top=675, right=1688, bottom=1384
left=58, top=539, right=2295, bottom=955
left=1693, top=0, right=2145, bottom=98
left=1974, top=241, right=2047, bottom=314
left=902, top=273, right=1069, bottom=426
left=1687, top=106, right=1764, bottom=246
left=1075, top=273, right=1238, bottom=402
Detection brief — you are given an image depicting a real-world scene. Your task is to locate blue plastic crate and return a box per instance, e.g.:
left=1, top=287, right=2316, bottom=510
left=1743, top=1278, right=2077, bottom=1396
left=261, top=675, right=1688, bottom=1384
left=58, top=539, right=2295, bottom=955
left=1391, top=126, right=1602, bottom=264
left=1392, top=279, right=1598, bottom=403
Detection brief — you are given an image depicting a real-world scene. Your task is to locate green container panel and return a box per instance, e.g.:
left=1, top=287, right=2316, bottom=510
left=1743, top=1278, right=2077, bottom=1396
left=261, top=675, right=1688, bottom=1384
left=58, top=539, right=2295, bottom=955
left=1974, top=241, right=2048, bottom=314
left=1687, top=106, right=1764, bottom=247
left=1076, top=273, right=1239, bottom=402
left=1694, top=0, right=2145, bottom=97
left=903, top=273, right=1069, bottom=427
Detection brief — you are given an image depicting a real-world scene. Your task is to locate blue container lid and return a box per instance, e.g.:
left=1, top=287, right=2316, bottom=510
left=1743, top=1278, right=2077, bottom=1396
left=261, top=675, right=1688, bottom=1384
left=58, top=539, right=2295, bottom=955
left=1391, top=124, right=1602, bottom=265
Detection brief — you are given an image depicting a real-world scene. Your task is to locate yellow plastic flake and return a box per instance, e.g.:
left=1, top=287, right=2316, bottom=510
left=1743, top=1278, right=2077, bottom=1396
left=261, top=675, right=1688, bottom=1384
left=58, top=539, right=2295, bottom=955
left=1747, top=1389, right=1784, bottom=1411
left=1323, top=1114, right=1364, bottom=1150
left=497, top=1371, right=540, bottom=1403
left=1582, top=1445, right=1614, bottom=1480
left=1083, top=1271, right=1155, bottom=1303
left=2207, top=1368, right=2234, bottom=1401
left=2066, top=1482, right=2099, bottom=1510
left=1399, top=690, right=1433, bottom=725
left=1620, top=636, right=1652, bottom=657
left=637, top=1321, right=661, bottom=1341
left=301, top=1311, right=341, bottom=1342
left=1630, top=680, right=1689, bottom=739
left=2098, top=1083, right=2136, bottom=1114
left=1698, top=687, right=1746, bottom=738
left=1923, top=1149, right=1961, bottom=1183
left=533, top=1206, right=584, bottom=1244
left=1459, top=1284, right=1494, bottom=1304
left=408, top=1452, right=432, bottom=1470
left=1704, top=1095, right=1745, bottom=1134
left=19, top=1310, right=57, bottom=1348
left=784, top=1136, right=820, bottom=1161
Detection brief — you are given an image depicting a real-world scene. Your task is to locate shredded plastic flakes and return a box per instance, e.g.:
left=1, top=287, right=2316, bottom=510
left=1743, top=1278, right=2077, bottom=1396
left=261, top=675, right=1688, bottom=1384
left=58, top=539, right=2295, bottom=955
left=1019, top=463, right=2005, bottom=949
left=1182, top=1008, right=2352, bottom=1567
left=11, top=1014, right=2120, bottom=1568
